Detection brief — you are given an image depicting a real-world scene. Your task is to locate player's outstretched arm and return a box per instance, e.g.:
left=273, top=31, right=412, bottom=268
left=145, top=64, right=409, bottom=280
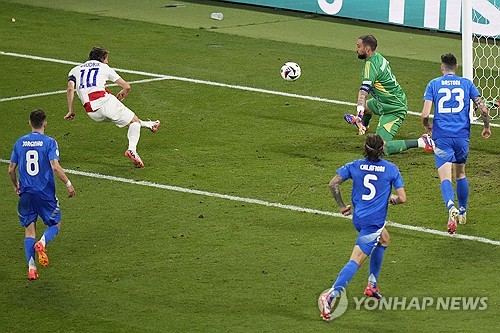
left=473, top=96, right=491, bottom=139
left=329, top=174, right=351, bottom=215
left=50, top=159, right=75, bottom=197
left=65, top=81, right=76, bottom=120
left=115, top=78, right=131, bottom=101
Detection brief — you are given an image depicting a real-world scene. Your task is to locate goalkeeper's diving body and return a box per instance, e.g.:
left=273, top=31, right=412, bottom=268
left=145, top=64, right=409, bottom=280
left=344, top=34, right=434, bottom=155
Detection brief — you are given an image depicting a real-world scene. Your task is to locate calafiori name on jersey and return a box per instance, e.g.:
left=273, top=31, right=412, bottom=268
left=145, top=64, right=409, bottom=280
left=22, top=141, right=43, bottom=147
left=360, top=164, right=385, bottom=172
left=441, top=80, right=461, bottom=86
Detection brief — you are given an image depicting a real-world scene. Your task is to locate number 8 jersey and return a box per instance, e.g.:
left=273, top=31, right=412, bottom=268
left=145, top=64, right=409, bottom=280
left=423, top=73, right=480, bottom=140
left=10, top=132, right=59, bottom=200
left=68, top=60, right=121, bottom=112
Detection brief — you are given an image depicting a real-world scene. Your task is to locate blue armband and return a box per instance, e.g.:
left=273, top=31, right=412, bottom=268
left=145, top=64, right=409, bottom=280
left=360, top=84, right=371, bottom=93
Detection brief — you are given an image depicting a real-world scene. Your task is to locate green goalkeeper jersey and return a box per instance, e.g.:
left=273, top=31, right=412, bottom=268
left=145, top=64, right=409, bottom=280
left=361, top=52, right=407, bottom=112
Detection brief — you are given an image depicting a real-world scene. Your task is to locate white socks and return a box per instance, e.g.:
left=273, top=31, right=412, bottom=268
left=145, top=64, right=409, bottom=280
left=39, top=235, right=46, bottom=247
left=140, top=120, right=155, bottom=129
left=127, top=122, right=141, bottom=152
left=28, top=257, right=36, bottom=270
left=417, top=137, right=425, bottom=148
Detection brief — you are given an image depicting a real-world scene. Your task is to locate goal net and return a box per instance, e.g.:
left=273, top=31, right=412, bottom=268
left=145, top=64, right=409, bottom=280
left=464, top=0, right=500, bottom=120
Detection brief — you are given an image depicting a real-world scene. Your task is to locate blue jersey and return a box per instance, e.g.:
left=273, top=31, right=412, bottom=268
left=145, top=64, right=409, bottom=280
left=423, top=73, right=480, bottom=140
left=336, top=158, right=404, bottom=228
left=10, top=132, right=60, bottom=200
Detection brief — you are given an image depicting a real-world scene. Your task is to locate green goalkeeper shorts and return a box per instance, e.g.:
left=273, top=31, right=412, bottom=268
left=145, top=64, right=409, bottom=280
left=367, top=99, right=407, bottom=142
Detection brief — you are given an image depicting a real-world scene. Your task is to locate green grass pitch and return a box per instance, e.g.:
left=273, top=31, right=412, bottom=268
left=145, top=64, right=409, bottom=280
left=0, top=1, right=499, bottom=332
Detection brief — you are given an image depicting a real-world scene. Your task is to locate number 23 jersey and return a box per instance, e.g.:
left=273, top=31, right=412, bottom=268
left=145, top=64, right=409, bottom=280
left=423, top=73, right=480, bottom=139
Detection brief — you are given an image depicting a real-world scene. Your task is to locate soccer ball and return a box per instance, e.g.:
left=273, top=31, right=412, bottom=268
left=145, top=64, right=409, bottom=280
left=280, top=62, right=301, bottom=81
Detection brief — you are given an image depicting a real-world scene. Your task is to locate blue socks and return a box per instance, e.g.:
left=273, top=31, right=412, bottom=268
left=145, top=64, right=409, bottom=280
left=43, top=225, right=59, bottom=245
left=441, top=178, right=468, bottom=212
left=456, top=178, right=468, bottom=212
left=24, top=226, right=59, bottom=270
left=328, top=248, right=388, bottom=301
left=440, top=180, right=455, bottom=210
left=329, top=260, right=359, bottom=302
left=368, top=245, right=387, bottom=287
left=24, top=237, right=35, bottom=265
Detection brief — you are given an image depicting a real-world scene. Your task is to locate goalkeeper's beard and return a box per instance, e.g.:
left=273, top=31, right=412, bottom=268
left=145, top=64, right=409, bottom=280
left=357, top=53, right=367, bottom=59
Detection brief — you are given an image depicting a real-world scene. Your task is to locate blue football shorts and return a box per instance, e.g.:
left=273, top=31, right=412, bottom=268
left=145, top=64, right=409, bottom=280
left=353, top=220, right=385, bottom=255
left=18, top=192, right=61, bottom=227
left=433, top=137, right=470, bottom=169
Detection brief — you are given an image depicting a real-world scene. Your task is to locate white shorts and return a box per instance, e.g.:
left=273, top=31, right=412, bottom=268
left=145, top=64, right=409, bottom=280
left=87, top=95, right=135, bottom=128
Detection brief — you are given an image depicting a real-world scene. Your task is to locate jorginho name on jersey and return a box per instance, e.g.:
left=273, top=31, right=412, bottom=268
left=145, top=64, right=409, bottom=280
left=10, top=132, right=60, bottom=200
left=336, top=158, right=404, bottom=228
left=424, top=74, right=480, bottom=140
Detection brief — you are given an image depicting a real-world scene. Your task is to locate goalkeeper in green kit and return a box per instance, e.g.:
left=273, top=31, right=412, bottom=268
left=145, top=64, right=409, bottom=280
left=344, top=35, right=434, bottom=155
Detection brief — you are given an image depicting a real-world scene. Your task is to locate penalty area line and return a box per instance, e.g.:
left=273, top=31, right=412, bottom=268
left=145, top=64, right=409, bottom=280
left=1, top=50, right=498, bottom=128
left=0, top=51, right=166, bottom=78
left=0, top=159, right=497, bottom=246
left=0, top=77, right=171, bottom=103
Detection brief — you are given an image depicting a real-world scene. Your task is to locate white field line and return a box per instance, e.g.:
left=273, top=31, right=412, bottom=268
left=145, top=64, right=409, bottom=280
left=0, top=51, right=352, bottom=106
left=0, top=51, right=165, bottom=78
left=1, top=51, right=499, bottom=127
left=0, top=159, right=498, bottom=246
left=2, top=51, right=498, bottom=127
left=1, top=51, right=499, bottom=245
left=0, top=77, right=171, bottom=103
left=1, top=52, right=499, bottom=245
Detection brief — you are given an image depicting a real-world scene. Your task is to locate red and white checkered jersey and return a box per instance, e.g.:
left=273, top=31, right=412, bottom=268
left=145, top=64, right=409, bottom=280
left=68, top=60, right=121, bottom=111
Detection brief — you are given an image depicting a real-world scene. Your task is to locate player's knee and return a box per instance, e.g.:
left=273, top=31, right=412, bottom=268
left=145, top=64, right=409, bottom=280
left=379, top=237, right=390, bottom=247
left=128, top=116, right=140, bottom=125
left=379, top=231, right=390, bottom=247
left=25, top=223, right=36, bottom=238
left=455, top=168, right=466, bottom=179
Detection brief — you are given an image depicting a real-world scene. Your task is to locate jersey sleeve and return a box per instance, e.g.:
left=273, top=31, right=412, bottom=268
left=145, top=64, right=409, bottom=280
left=360, top=61, right=377, bottom=93
left=423, top=80, right=434, bottom=101
left=68, top=67, right=77, bottom=85
left=105, top=64, right=121, bottom=83
left=392, top=166, right=404, bottom=190
left=336, top=162, right=354, bottom=181
left=48, top=138, right=60, bottom=161
left=467, top=79, right=481, bottom=100
left=10, top=142, right=19, bottom=164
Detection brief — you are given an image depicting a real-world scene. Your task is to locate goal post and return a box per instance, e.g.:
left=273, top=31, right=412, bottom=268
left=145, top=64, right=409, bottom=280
left=462, top=0, right=500, bottom=120
left=462, top=0, right=473, bottom=80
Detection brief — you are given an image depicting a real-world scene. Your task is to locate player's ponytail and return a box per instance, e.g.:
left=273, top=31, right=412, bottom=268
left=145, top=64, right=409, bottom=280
left=364, top=134, right=385, bottom=161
